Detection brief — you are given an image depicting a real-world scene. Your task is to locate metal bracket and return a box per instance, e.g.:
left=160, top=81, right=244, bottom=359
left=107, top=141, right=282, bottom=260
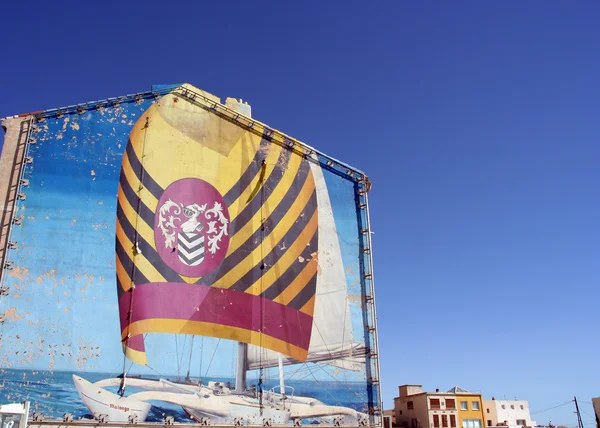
left=13, top=215, right=24, bottom=226
left=4, top=261, right=14, bottom=270
left=128, top=414, right=139, bottom=424
left=20, top=179, right=30, bottom=187
left=24, top=156, right=33, bottom=164
left=28, top=138, right=37, bottom=145
left=16, top=193, right=26, bottom=201
left=334, top=416, right=344, bottom=426
left=63, top=413, right=74, bottom=423
left=97, top=414, right=109, bottom=423
left=7, top=241, right=17, bottom=249
left=0, top=286, right=9, bottom=296
left=294, top=419, right=303, bottom=426
left=262, top=418, right=273, bottom=426
left=32, top=413, right=44, bottom=422
left=77, top=106, right=85, bottom=115
left=56, top=111, right=64, bottom=119
left=0, top=314, right=5, bottom=324
left=164, top=416, right=175, bottom=425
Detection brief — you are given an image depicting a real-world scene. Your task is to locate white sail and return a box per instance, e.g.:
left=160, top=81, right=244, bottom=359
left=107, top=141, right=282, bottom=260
left=247, top=158, right=365, bottom=371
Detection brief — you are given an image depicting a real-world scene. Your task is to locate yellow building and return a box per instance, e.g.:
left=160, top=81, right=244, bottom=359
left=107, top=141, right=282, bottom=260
left=448, top=387, right=486, bottom=428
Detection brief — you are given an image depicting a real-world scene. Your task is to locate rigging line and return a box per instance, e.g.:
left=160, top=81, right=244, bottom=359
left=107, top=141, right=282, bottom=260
left=304, top=363, right=344, bottom=408
left=175, top=335, right=181, bottom=378
left=179, top=335, right=188, bottom=375
left=340, top=286, right=349, bottom=386
left=146, top=364, right=168, bottom=380
left=313, top=362, right=366, bottom=395
left=198, top=336, right=204, bottom=384
left=203, top=338, right=221, bottom=380
left=186, top=335, right=195, bottom=377
left=531, top=400, right=575, bottom=415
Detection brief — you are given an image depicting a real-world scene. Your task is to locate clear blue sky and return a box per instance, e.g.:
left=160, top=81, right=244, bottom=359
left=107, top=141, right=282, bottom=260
left=1, top=1, right=598, bottom=426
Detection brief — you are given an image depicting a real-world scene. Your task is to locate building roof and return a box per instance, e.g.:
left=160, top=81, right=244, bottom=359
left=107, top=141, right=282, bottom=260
left=447, top=386, right=471, bottom=394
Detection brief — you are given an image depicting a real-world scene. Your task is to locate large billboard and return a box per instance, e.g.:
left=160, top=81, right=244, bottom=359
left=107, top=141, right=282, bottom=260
left=0, top=84, right=381, bottom=426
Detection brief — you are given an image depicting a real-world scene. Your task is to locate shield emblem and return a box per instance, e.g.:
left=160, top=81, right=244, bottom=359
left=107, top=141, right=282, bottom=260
left=177, top=232, right=205, bottom=267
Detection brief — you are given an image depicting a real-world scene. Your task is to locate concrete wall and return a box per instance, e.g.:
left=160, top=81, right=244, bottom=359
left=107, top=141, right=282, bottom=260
left=457, top=395, right=486, bottom=428
left=483, top=400, right=536, bottom=427
left=395, top=394, right=429, bottom=428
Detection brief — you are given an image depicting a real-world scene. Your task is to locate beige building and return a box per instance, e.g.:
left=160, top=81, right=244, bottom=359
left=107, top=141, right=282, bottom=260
left=394, top=385, right=461, bottom=428
left=483, top=399, right=536, bottom=427
left=592, top=397, right=599, bottom=428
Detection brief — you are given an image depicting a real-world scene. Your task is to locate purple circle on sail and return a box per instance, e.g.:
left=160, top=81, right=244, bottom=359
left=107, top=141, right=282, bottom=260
left=154, top=178, right=230, bottom=277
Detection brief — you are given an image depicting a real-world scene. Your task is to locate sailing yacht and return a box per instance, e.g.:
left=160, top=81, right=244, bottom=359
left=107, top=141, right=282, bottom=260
left=72, top=84, right=377, bottom=425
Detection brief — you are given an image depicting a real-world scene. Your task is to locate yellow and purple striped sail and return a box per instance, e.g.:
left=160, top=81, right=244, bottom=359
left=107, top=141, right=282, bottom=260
left=116, top=86, right=318, bottom=366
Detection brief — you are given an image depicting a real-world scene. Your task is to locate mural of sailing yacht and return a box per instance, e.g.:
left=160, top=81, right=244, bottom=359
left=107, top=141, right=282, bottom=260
left=71, top=84, right=380, bottom=425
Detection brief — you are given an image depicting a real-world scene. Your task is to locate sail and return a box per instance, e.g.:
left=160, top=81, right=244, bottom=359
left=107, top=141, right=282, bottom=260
left=116, top=84, right=319, bottom=365
left=246, top=159, right=366, bottom=371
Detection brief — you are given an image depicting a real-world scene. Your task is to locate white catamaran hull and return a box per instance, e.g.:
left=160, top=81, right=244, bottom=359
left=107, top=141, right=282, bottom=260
left=73, top=375, right=367, bottom=425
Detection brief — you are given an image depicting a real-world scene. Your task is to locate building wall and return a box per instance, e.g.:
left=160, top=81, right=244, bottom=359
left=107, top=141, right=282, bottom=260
left=483, top=400, right=498, bottom=427
left=457, top=394, right=486, bottom=428
left=427, top=394, right=460, bottom=428
left=395, top=394, right=430, bottom=428
left=395, top=393, right=461, bottom=428
left=483, top=400, right=536, bottom=427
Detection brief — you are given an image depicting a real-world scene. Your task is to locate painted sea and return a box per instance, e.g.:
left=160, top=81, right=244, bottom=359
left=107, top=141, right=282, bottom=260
left=0, top=369, right=372, bottom=422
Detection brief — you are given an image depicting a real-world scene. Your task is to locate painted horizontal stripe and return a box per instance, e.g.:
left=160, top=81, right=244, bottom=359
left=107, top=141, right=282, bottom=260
left=261, top=230, right=319, bottom=301
left=121, top=151, right=159, bottom=213
left=115, top=219, right=169, bottom=291
left=198, top=159, right=312, bottom=287
left=230, top=202, right=318, bottom=294
left=117, top=202, right=184, bottom=283
left=115, top=238, right=149, bottom=288
left=227, top=148, right=292, bottom=239
left=223, top=135, right=271, bottom=207
left=287, top=268, right=318, bottom=311
left=119, top=166, right=155, bottom=227
left=123, top=319, right=308, bottom=364
left=119, top=282, right=313, bottom=352
left=125, top=140, right=164, bottom=200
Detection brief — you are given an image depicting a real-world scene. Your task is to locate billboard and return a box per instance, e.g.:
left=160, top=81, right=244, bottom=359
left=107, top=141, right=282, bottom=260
left=0, top=84, right=380, bottom=426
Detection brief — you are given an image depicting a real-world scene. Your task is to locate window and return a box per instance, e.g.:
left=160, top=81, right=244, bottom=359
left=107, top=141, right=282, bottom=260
left=411, top=418, right=418, bottom=428
left=434, top=415, right=440, bottom=428
left=408, top=401, right=414, bottom=410
left=486, top=409, right=490, bottom=414
left=430, top=399, right=441, bottom=409
left=461, top=401, right=468, bottom=410
left=442, top=415, right=448, bottom=428
left=462, top=419, right=483, bottom=428
left=520, top=405, right=524, bottom=410
left=516, top=420, right=526, bottom=426
left=447, top=399, right=456, bottom=409
left=487, top=421, right=492, bottom=427
left=501, top=405, right=505, bottom=410
left=450, top=415, right=457, bottom=428
left=510, top=405, right=514, bottom=410
left=472, top=401, right=480, bottom=410
left=400, top=411, right=403, bottom=415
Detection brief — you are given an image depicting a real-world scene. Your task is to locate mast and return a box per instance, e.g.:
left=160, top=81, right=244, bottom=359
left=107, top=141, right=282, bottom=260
left=235, top=342, right=248, bottom=392
left=278, top=353, right=285, bottom=395
left=185, top=336, right=195, bottom=382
